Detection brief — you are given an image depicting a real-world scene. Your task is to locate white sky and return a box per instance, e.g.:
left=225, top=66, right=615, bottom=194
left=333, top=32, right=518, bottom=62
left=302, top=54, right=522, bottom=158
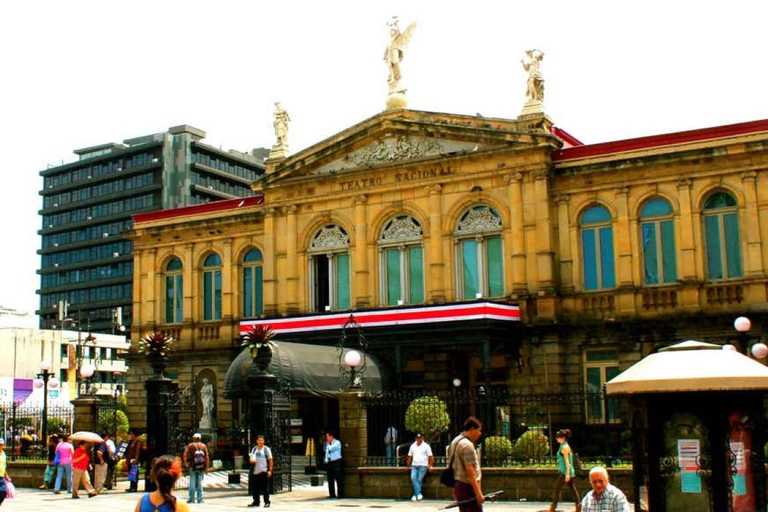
left=2, top=0, right=767, bottom=316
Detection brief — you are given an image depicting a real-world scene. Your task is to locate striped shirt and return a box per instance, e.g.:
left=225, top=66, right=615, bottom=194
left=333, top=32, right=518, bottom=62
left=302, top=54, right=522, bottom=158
left=581, top=483, right=630, bottom=512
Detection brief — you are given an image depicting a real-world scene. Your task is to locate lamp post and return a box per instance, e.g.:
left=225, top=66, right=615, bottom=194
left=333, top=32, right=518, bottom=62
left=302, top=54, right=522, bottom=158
left=79, top=362, right=97, bottom=397
left=725, top=316, right=768, bottom=359
left=33, top=360, right=59, bottom=445
left=452, top=378, right=462, bottom=434
left=338, top=315, right=368, bottom=390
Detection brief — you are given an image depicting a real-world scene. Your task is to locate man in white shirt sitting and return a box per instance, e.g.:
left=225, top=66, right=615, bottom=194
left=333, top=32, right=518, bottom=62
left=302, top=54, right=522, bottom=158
left=406, top=433, right=434, bottom=501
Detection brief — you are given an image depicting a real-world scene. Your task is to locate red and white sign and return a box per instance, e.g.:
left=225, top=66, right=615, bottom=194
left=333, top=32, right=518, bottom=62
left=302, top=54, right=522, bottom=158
left=240, top=302, right=520, bottom=335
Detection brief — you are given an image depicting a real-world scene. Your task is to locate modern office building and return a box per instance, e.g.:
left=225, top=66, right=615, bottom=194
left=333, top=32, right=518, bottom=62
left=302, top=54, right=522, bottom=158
left=38, top=125, right=267, bottom=333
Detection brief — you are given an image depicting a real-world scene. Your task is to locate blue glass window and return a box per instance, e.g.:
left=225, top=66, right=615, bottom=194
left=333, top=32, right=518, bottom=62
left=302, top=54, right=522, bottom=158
left=640, top=199, right=677, bottom=284
left=164, top=257, right=183, bottom=324
left=580, top=205, right=615, bottom=290
left=379, top=216, right=425, bottom=306
left=203, top=253, right=222, bottom=320
left=242, top=248, right=263, bottom=318
left=703, top=192, right=742, bottom=279
left=455, top=206, right=504, bottom=300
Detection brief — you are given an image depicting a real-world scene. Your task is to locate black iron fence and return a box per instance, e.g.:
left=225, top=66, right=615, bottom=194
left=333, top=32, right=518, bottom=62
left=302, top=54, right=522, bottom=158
left=0, top=401, right=74, bottom=460
left=363, top=388, right=630, bottom=468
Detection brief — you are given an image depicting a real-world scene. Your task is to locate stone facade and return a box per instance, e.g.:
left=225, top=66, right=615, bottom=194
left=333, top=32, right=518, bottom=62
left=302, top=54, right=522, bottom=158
left=125, top=108, right=768, bottom=453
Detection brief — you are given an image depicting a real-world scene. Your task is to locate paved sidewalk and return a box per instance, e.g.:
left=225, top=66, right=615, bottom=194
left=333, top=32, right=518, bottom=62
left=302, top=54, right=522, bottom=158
left=0, top=475, right=610, bottom=512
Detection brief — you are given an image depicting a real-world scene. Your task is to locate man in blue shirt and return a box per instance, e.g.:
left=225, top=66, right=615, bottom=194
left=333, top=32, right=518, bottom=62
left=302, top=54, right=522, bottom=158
left=324, top=431, right=343, bottom=498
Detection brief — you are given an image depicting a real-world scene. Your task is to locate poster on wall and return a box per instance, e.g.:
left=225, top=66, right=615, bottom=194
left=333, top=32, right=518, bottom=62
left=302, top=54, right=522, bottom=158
left=678, top=438, right=701, bottom=493
left=730, top=441, right=746, bottom=495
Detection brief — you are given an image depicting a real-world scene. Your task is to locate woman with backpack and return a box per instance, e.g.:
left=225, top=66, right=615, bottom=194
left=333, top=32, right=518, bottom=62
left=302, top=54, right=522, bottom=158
left=549, top=428, right=581, bottom=512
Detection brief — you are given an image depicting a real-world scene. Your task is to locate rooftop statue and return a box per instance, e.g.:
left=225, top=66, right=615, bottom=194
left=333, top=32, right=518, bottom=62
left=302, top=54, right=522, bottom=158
left=521, top=49, right=545, bottom=103
left=384, top=16, right=417, bottom=95
left=273, top=102, right=291, bottom=149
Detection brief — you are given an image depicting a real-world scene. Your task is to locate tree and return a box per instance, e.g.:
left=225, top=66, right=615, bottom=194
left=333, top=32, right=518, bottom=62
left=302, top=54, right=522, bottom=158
left=404, top=396, right=449, bottom=442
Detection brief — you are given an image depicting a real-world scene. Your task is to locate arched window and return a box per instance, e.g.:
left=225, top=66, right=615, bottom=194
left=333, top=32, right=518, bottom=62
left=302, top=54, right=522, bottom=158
left=379, top=215, right=424, bottom=306
left=454, top=205, right=504, bottom=300
left=202, top=253, right=222, bottom=320
left=309, top=225, right=350, bottom=312
left=640, top=198, right=677, bottom=284
left=703, top=192, right=742, bottom=279
left=581, top=205, right=615, bottom=291
left=242, top=248, right=263, bottom=318
left=164, top=257, right=183, bottom=324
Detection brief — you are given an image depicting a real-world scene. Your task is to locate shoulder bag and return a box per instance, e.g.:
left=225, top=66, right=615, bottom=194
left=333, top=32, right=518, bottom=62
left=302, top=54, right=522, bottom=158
left=440, top=436, right=463, bottom=487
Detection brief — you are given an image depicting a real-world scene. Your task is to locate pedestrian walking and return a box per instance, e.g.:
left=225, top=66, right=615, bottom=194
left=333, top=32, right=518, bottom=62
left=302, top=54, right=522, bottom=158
left=93, top=434, right=109, bottom=493
left=324, top=431, right=343, bottom=499
left=549, top=428, right=580, bottom=512
left=133, top=455, right=190, bottom=512
left=53, top=433, right=74, bottom=494
left=124, top=428, right=143, bottom=493
left=103, top=432, right=116, bottom=490
left=71, top=440, right=97, bottom=499
left=247, top=435, right=273, bottom=508
left=581, top=466, right=629, bottom=512
left=183, top=433, right=209, bottom=504
left=0, top=438, right=9, bottom=506
left=39, top=434, right=58, bottom=490
left=448, top=416, right=484, bottom=512
left=406, top=433, right=433, bottom=501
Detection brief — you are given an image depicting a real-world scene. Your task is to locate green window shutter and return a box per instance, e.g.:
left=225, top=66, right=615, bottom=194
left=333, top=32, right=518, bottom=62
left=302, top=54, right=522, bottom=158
left=385, top=248, right=401, bottom=306
left=408, top=246, right=424, bottom=304
left=336, top=253, right=350, bottom=309
left=461, top=239, right=479, bottom=299
left=486, top=236, right=503, bottom=297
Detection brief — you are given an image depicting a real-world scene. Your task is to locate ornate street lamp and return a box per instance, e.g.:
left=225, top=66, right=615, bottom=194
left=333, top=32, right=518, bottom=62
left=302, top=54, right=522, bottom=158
left=33, top=360, right=59, bottom=444
left=724, top=316, right=768, bottom=358
left=338, top=315, right=368, bottom=390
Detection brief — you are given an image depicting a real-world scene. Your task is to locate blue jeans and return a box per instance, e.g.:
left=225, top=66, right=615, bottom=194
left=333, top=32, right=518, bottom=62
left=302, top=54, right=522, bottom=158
left=55, top=463, right=73, bottom=492
left=188, top=469, right=205, bottom=502
left=410, top=465, right=428, bottom=497
left=386, top=444, right=396, bottom=466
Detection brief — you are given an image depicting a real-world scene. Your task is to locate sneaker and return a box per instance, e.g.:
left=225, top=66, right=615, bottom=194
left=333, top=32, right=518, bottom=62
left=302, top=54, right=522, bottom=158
left=53, top=490, right=61, bottom=494
left=264, top=503, right=270, bottom=508
left=417, top=494, right=423, bottom=501
left=247, top=502, right=259, bottom=508
left=412, top=496, right=418, bottom=501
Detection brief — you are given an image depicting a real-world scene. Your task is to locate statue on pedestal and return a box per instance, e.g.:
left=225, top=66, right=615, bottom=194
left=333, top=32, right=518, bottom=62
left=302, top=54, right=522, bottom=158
left=384, top=16, right=416, bottom=109
left=521, top=49, right=545, bottom=107
left=199, top=377, right=215, bottom=430
left=269, top=102, right=291, bottom=159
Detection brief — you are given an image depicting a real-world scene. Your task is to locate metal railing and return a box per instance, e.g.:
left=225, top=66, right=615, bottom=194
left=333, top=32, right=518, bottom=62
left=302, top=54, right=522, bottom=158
left=0, top=401, right=74, bottom=460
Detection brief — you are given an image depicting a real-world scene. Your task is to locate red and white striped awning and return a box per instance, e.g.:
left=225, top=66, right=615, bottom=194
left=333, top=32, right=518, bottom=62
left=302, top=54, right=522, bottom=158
left=239, top=302, right=520, bottom=335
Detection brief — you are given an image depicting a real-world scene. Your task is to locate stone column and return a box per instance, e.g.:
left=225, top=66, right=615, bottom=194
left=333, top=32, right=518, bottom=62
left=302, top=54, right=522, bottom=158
left=556, top=194, right=574, bottom=293
left=615, top=186, right=633, bottom=287
left=71, top=398, right=99, bottom=433
left=263, top=208, right=277, bottom=316
left=353, top=195, right=370, bottom=307
left=741, top=171, right=764, bottom=277
left=533, top=170, right=554, bottom=289
left=338, top=391, right=368, bottom=498
left=284, top=205, right=299, bottom=314
left=222, top=238, right=233, bottom=321
left=506, top=173, right=527, bottom=295
left=427, top=185, right=445, bottom=302
left=677, top=178, right=697, bottom=282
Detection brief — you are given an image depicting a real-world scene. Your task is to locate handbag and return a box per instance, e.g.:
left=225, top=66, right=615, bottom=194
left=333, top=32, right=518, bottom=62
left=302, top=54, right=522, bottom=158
left=128, top=464, right=139, bottom=482
left=440, top=436, right=463, bottom=488
left=5, top=478, right=15, bottom=499
left=53, top=450, right=61, bottom=466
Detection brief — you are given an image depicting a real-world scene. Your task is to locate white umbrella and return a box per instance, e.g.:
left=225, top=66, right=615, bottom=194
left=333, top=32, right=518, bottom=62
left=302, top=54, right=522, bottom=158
left=71, top=431, right=103, bottom=443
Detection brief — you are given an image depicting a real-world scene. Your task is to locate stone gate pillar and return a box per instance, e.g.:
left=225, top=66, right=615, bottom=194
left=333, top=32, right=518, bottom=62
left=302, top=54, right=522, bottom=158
left=339, top=390, right=367, bottom=498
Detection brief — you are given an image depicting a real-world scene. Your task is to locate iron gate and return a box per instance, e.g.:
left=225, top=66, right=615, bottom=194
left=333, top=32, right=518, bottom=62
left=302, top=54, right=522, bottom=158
left=163, top=383, right=198, bottom=489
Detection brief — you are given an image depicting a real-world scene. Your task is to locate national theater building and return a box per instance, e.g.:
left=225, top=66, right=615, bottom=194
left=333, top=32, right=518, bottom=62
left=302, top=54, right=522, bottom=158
left=124, top=53, right=768, bottom=448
